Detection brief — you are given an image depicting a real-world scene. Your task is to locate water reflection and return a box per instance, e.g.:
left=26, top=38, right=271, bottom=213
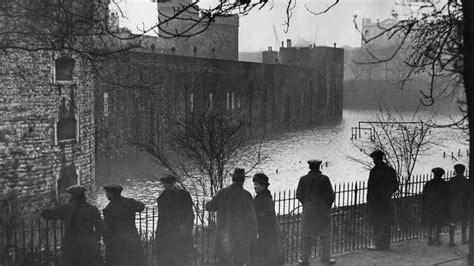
left=95, top=109, right=467, bottom=208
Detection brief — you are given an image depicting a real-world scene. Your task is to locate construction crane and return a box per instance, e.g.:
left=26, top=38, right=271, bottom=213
left=272, top=25, right=279, bottom=50
left=313, top=25, right=319, bottom=46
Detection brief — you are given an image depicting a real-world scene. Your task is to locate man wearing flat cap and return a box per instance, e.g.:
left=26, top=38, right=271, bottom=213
left=448, top=164, right=469, bottom=246
left=206, top=168, right=257, bottom=266
left=366, top=150, right=399, bottom=251
left=296, top=160, right=335, bottom=265
left=155, top=174, right=195, bottom=266
left=422, top=167, right=450, bottom=245
left=41, top=185, right=106, bottom=266
left=102, top=184, right=145, bottom=266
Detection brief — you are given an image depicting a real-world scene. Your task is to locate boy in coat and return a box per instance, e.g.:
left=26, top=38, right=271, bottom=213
left=422, top=167, right=450, bottom=245
left=448, top=164, right=469, bottom=246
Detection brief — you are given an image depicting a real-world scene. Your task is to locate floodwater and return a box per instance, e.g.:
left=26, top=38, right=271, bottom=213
left=95, top=108, right=468, bottom=208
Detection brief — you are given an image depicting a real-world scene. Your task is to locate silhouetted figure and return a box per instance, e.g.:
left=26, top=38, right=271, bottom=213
left=41, top=185, right=106, bottom=266
left=252, top=173, right=283, bottom=266
left=155, top=175, right=195, bottom=266
left=103, top=184, right=145, bottom=266
left=206, top=168, right=257, bottom=266
left=422, top=167, right=450, bottom=246
left=448, top=164, right=469, bottom=246
left=296, top=160, right=335, bottom=265
left=367, top=150, right=399, bottom=251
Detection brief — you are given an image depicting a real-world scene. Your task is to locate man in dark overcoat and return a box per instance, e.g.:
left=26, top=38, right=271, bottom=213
left=155, top=174, right=195, bottom=266
left=367, top=150, right=399, bottom=251
left=296, top=160, right=335, bottom=265
left=102, top=184, right=145, bottom=266
left=448, top=164, right=469, bottom=246
left=41, top=185, right=106, bottom=266
left=206, top=168, right=258, bottom=266
left=422, top=167, right=450, bottom=245
left=252, top=173, right=283, bottom=266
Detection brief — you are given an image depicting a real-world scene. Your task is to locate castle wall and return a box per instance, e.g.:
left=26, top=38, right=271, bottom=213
left=0, top=52, right=96, bottom=215
left=94, top=50, right=343, bottom=163
left=279, top=46, right=344, bottom=117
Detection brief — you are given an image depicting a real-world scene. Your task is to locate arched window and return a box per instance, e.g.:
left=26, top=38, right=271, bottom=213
left=54, top=57, right=75, bottom=83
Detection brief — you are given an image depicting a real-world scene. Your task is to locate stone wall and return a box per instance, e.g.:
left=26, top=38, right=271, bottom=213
left=0, top=51, right=96, bottom=215
left=157, top=0, right=239, bottom=60
left=94, top=49, right=344, bottom=161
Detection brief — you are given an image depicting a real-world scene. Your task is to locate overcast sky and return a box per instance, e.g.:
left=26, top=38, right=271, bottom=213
left=113, top=0, right=422, bottom=51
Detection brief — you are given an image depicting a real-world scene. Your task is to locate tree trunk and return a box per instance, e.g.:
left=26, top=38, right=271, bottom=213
left=462, top=0, right=474, bottom=264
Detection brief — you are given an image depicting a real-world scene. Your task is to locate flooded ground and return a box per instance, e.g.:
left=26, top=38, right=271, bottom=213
left=95, top=108, right=468, bottom=208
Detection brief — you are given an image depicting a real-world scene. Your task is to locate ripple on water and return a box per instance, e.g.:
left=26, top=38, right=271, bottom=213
left=95, top=109, right=468, bottom=207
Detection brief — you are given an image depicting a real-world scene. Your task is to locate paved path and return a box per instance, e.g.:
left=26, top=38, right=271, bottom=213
left=287, top=231, right=468, bottom=266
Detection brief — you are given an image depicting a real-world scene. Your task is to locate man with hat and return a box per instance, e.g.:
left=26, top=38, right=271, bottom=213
left=41, top=185, right=106, bottom=266
left=102, top=184, right=145, bottom=266
left=448, top=164, right=469, bottom=246
left=296, top=160, right=335, bottom=265
left=367, top=150, right=399, bottom=251
left=155, top=174, right=195, bottom=266
left=206, top=168, right=258, bottom=266
left=422, top=167, right=450, bottom=245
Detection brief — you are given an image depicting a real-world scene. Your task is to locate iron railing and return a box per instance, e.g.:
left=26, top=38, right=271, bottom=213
left=1, top=170, right=467, bottom=265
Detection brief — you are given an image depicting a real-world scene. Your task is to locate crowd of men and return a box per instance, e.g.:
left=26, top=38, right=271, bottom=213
left=40, top=150, right=469, bottom=266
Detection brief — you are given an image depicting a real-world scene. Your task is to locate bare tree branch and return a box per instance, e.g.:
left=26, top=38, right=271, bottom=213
left=304, top=0, right=340, bottom=16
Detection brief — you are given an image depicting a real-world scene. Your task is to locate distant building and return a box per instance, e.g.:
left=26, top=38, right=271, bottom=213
left=262, top=46, right=279, bottom=64
left=109, top=0, right=239, bottom=60
left=360, top=17, right=398, bottom=47
left=260, top=39, right=344, bottom=118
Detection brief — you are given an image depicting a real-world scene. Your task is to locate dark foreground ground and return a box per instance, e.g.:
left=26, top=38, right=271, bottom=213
left=287, top=231, right=468, bottom=266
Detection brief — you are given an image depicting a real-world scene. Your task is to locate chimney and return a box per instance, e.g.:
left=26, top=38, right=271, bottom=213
left=268, top=46, right=273, bottom=51
left=211, top=47, right=215, bottom=59
left=334, top=42, right=336, bottom=48
left=287, top=39, right=292, bottom=48
left=281, top=41, right=284, bottom=48
left=193, top=46, right=197, bottom=57
left=391, top=10, right=399, bottom=20
left=171, top=47, right=176, bottom=55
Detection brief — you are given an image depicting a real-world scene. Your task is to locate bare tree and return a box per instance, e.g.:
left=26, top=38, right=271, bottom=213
left=350, top=108, right=435, bottom=196
left=137, top=106, right=268, bottom=197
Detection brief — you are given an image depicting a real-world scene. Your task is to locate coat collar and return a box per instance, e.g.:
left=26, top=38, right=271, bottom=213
left=256, top=188, right=270, bottom=196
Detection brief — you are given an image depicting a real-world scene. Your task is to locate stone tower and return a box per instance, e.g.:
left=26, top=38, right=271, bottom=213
left=0, top=1, right=108, bottom=215
left=157, top=0, right=239, bottom=60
